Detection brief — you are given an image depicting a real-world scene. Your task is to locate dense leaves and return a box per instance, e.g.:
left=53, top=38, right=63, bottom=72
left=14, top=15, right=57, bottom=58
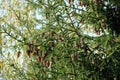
left=0, top=0, right=120, bottom=80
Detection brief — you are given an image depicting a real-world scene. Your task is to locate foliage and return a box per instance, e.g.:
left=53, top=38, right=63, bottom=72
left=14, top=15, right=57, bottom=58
left=0, top=0, right=120, bottom=80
